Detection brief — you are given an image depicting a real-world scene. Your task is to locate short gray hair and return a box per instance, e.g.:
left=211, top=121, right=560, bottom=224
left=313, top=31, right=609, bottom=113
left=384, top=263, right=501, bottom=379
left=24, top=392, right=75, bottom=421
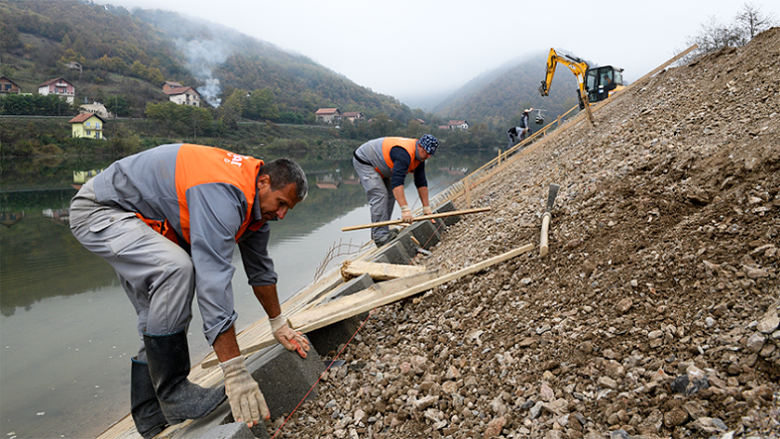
left=259, top=158, right=308, bottom=201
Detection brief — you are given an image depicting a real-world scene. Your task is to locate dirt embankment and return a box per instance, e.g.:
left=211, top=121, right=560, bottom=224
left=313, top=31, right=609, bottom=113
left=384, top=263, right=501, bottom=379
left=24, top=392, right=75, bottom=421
left=273, top=28, right=780, bottom=439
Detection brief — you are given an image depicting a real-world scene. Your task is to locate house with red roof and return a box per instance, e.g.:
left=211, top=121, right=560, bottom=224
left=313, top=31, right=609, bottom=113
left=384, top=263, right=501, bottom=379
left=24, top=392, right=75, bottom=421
left=69, top=113, right=106, bottom=139
left=315, top=108, right=341, bottom=124
left=38, top=77, right=75, bottom=104
left=164, top=84, right=201, bottom=107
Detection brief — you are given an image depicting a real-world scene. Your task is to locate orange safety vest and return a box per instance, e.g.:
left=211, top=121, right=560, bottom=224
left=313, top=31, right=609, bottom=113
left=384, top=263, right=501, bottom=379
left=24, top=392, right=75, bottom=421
left=136, top=144, right=265, bottom=245
left=377, top=137, right=422, bottom=178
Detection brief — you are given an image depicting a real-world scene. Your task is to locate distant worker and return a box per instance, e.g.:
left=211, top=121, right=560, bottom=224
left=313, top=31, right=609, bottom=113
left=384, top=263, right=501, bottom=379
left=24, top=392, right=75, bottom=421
left=352, top=134, right=439, bottom=246
left=507, top=108, right=533, bottom=147
left=69, top=144, right=311, bottom=438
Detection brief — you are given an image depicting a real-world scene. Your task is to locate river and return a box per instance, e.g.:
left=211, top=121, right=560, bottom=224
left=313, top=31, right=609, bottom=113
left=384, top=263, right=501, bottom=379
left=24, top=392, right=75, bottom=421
left=0, top=148, right=494, bottom=438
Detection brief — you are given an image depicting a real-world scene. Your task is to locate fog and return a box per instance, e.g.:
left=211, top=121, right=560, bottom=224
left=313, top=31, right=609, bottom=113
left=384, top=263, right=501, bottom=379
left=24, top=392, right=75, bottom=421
left=101, top=0, right=780, bottom=106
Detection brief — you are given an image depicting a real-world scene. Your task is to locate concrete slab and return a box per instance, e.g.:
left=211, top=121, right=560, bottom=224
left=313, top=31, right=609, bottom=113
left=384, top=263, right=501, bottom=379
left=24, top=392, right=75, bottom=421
left=398, top=219, right=441, bottom=251
left=305, top=314, right=368, bottom=357
left=319, top=273, right=374, bottom=305
left=305, top=273, right=373, bottom=355
left=371, top=240, right=412, bottom=265
left=199, top=422, right=261, bottom=439
left=370, top=253, right=391, bottom=264
left=246, top=337, right=325, bottom=420
left=434, top=200, right=461, bottom=227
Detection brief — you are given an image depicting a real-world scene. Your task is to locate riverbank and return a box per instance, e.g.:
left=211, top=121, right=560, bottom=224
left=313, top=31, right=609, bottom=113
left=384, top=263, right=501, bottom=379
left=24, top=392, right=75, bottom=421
left=267, top=29, right=780, bottom=438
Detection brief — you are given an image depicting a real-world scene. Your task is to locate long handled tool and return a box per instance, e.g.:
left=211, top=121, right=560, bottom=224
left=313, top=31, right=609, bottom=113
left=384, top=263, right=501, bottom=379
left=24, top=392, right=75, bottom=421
left=341, top=206, right=491, bottom=232
left=539, top=184, right=560, bottom=257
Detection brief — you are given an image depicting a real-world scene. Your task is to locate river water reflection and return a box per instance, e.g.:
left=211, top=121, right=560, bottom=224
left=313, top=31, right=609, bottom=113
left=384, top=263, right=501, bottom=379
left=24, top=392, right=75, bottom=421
left=0, top=148, right=494, bottom=438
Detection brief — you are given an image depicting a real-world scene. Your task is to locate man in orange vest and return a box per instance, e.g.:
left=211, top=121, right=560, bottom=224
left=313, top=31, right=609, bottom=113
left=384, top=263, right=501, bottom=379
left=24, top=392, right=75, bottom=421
left=69, top=144, right=310, bottom=438
left=352, top=134, right=439, bottom=246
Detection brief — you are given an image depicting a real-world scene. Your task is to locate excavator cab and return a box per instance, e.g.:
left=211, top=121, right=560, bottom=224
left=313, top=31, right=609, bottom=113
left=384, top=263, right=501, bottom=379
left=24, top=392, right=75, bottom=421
left=585, top=66, right=624, bottom=103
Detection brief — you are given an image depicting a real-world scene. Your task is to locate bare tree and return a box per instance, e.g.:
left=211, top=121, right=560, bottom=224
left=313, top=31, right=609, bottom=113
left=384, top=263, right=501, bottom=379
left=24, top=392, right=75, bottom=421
left=736, top=2, right=778, bottom=39
left=675, top=4, right=778, bottom=66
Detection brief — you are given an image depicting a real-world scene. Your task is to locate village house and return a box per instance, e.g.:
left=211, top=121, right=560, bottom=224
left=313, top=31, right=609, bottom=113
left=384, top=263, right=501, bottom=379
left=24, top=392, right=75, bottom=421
left=341, top=111, right=364, bottom=123
left=38, top=77, right=75, bottom=104
left=315, top=108, right=341, bottom=124
left=162, top=81, right=183, bottom=93
left=447, top=120, right=469, bottom=130
left=0, top=76, right=21, bottom=95
left=411, top=118, right=426, bottom=125
left=164, top=84, right=201, bottom=107
left=79, top=102, right=113, bottom=118
left=69, top=113, right=106, bottom=139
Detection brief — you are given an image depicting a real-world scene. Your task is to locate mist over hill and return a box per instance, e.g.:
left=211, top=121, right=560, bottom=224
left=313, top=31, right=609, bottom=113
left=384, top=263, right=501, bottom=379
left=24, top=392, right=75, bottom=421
left=432, top=51, right=582, bottom=129
left=0, top=0, right=417, bottom=122
left=1, top=0, right=592, bottom=140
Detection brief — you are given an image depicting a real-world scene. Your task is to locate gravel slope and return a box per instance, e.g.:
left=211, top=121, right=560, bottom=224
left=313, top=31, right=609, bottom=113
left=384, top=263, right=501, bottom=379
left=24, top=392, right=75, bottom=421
left=269, top=28, right=780, bottom=439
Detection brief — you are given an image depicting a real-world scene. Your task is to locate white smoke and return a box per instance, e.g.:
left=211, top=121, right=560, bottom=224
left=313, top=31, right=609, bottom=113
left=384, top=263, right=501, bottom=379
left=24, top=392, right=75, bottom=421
left=199, top=78, right=222, bottom=107
left=177, top=39, right=228, bottom=107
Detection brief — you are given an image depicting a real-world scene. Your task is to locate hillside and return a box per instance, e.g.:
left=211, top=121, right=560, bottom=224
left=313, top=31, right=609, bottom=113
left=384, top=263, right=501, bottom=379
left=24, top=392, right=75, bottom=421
left=0, top=0, right=414, bottom=122
left=433, top=52, right=581, bottom=130
left=272, top=28, right=780, bottom=439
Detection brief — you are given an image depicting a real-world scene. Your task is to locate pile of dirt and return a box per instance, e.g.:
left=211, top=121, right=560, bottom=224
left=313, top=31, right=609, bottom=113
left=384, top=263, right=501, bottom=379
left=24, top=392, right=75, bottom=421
left=272, top=28, right=779, bottom=439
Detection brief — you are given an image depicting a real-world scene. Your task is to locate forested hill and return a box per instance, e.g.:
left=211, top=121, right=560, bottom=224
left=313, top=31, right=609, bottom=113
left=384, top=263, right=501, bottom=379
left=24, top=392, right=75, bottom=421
left=0, top=0, right=414, bottom=122
left=432, top=52, right=581, bottom=129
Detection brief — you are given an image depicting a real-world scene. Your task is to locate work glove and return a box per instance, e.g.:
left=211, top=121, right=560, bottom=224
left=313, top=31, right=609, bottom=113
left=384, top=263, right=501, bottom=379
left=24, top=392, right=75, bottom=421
left=400, top=205, right=413, bottom=223
left=220, top=356, right=269, bottom=427
left=422, top=206, right=435, bottom=224
left=270, top=313, right=310, bottom=358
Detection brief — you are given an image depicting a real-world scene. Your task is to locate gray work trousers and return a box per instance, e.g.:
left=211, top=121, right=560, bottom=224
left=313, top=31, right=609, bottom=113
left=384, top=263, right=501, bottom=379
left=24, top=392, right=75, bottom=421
left=353, top=158, right=395, bottom=241
left=69, top=179, right=196, bottom=362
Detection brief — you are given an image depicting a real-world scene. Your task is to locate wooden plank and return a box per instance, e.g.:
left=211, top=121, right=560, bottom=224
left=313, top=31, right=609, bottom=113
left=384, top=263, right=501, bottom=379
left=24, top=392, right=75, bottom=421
left=341, top=260, right=426, bottom=281
left=289, top=244, right=534, bottom=332
left=200, top=269, right=442, bottom=368
left=341, top=207, right=491, bottom=231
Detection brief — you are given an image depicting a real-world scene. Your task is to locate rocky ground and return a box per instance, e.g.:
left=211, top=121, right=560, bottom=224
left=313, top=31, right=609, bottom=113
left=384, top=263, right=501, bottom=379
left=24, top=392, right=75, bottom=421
left=269, top=28, right=780, bottom=439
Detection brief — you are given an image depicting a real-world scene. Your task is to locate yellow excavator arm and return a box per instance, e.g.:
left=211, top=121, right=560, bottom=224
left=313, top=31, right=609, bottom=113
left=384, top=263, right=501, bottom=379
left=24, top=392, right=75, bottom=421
left=539, top=48, right=594, bottom=124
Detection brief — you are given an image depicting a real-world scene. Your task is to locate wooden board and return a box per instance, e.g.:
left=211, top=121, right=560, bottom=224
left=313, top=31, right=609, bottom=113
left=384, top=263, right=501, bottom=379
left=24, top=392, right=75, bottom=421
left=341, top=260, right=426, bottom=281
left=289, top=244, right=534, bottom=332
left=200, top=268, right=442, bottom=368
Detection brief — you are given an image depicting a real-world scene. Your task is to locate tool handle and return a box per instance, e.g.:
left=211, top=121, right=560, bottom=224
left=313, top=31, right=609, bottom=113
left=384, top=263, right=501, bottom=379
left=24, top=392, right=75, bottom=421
left=540, top=213, right=551, bottom=257
left=341, top=207, right=491, bottom=231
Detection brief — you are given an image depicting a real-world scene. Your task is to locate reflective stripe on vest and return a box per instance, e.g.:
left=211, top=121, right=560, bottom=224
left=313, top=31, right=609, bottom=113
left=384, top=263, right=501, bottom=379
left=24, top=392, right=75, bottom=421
left=378, top=137, right=421, bottom=178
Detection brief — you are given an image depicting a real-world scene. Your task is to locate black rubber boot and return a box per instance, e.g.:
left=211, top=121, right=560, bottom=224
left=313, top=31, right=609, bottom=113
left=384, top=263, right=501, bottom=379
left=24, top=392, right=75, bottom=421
left=143, top=331, right=227, bottom=425
left=130, top=358, right=169, bottom=439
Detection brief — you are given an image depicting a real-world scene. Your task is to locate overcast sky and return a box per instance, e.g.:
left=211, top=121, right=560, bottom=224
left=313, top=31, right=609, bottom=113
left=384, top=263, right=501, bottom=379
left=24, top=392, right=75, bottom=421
left=100, top=0, right=780, bottom=105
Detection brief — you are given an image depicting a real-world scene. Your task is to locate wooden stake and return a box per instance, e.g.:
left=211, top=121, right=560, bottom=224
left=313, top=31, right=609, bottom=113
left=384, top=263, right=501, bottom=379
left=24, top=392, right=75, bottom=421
left=341, top=207, right=490, bottom=232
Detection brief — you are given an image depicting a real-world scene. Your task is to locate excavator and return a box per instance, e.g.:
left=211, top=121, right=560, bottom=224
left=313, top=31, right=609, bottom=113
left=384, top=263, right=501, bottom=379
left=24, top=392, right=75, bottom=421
left=538, top=48, right=624, bottom=125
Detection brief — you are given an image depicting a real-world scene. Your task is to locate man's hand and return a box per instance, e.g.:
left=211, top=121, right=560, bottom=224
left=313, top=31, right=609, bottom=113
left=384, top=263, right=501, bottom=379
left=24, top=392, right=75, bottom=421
left=400, top=205, right=413, bottom=223
left=423, top=206, right=434, bottom=224
left=220, top=356, right=269, bottom=427
left=270, top=314, right=310, bottom=358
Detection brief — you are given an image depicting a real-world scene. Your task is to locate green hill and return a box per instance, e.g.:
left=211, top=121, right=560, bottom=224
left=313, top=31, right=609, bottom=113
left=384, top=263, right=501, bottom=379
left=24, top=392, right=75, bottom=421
left=0, top=0, right=414, bottom=122
left=432, top=52, right=582, bottom=130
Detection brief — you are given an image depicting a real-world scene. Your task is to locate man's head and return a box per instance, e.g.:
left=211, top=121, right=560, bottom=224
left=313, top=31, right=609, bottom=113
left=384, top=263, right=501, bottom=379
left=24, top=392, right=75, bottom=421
left=524, top=108, right=532, bottom=114
left=416, top=134, right=439, bottom=160
left=256, top=158, right=308, bottom=221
